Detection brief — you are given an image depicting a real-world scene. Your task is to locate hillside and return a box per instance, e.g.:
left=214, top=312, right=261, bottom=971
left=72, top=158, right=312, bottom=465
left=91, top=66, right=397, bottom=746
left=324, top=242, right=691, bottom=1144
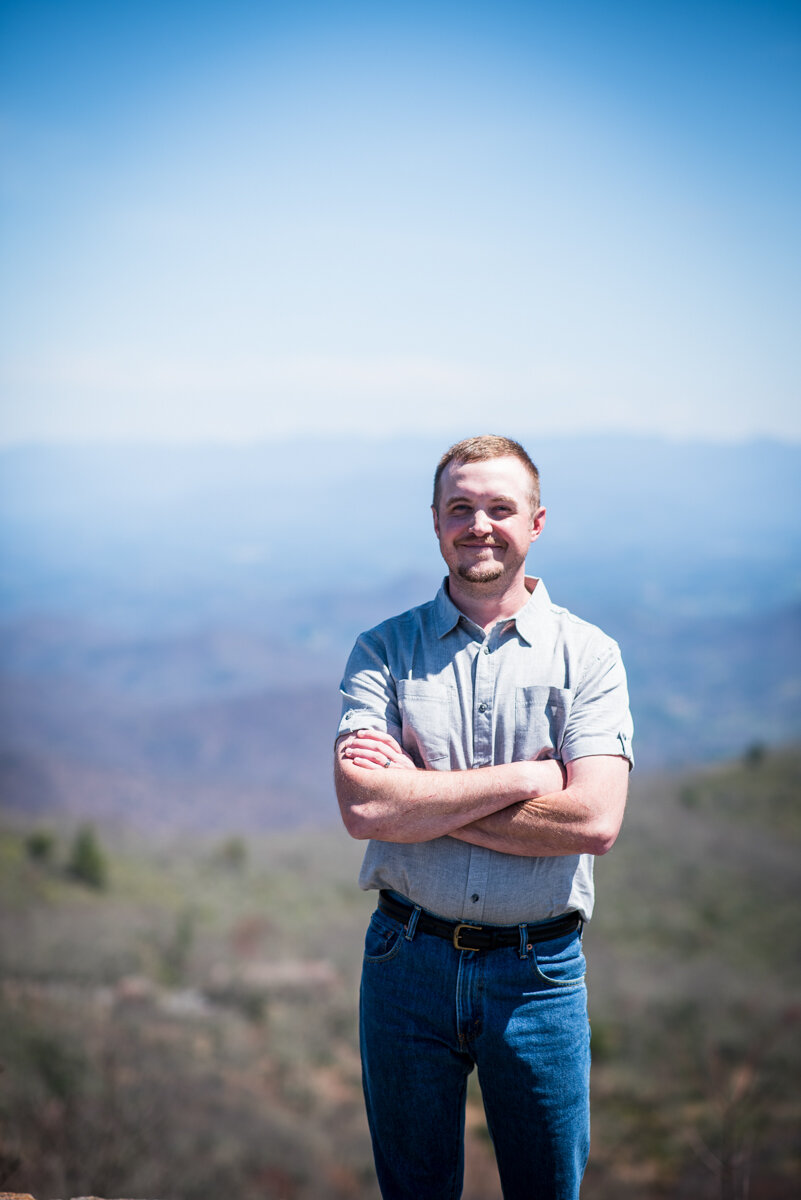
left=0, top=746, right=799, bottom=1199
left=0, top=594, right=799, bottom=836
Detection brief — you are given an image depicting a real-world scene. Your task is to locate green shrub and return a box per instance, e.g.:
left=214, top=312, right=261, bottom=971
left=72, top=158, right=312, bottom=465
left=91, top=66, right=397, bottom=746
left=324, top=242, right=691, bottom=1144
left=214, top=835, right=248, bottom=871
left=24, top=829, right=56, bottom=863
left=743, top=741, right=766, bottom=768
left=159, top=909, right=196, bottom=986
left=67, top=825, right=108, bottom=890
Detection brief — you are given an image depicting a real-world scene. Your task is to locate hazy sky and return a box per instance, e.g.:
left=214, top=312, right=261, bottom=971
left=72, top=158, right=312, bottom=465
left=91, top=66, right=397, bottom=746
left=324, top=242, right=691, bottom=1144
left=1, top=0, right=799, bottom=444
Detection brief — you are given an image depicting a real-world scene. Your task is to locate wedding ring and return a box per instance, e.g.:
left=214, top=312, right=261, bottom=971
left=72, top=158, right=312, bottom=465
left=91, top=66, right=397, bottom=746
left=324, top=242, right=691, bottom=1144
left=383, top=759, right=392, bottom=768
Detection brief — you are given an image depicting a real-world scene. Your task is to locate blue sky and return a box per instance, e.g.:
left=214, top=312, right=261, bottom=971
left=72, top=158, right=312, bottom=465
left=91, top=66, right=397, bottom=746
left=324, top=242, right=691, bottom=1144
left=1, top=0, right=799, bottom=444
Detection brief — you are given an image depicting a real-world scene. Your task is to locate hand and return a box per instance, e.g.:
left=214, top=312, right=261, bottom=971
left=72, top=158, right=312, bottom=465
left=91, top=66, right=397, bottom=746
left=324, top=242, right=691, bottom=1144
left=338, top=729, right=418, bottom=772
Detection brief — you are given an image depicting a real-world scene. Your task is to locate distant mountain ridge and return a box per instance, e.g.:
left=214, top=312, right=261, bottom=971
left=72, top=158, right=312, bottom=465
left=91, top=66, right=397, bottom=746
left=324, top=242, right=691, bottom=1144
left=2, top=435, right=799, bottom=617
left=0, top=436, right=799, bottom=829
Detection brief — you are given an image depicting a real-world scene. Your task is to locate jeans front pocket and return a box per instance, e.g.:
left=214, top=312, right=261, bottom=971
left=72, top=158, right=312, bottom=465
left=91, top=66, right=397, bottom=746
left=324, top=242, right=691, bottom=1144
left=363, top=909, right=405, bottom=964
left=531, top=931, right=586, bottom=989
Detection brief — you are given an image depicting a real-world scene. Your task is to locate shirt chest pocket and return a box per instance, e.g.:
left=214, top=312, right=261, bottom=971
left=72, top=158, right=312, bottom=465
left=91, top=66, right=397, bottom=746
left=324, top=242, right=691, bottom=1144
left=396, top=679, right=452, bottom=768
left=514, top=685, right=571, bottom=760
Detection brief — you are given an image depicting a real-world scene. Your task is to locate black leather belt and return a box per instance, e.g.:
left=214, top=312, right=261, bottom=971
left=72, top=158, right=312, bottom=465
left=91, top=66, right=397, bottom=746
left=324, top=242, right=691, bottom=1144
left=378, top=890, right=581, bottom=952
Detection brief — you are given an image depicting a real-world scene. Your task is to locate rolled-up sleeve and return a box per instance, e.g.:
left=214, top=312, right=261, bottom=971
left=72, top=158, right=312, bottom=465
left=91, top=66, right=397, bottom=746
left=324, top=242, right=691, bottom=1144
left=337, top=631, right=403, bottom=744
left=559, top=638, right=634, bottom=769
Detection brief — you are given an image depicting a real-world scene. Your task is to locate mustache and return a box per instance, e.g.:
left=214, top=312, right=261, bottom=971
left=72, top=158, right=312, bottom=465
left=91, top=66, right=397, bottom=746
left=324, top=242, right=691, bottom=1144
left=457, top=537, right=503, bottom=545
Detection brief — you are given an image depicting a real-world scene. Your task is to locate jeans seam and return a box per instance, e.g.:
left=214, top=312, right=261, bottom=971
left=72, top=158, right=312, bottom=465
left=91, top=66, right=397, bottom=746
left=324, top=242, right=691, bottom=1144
left=446, top=1075, right=468, bottom=1200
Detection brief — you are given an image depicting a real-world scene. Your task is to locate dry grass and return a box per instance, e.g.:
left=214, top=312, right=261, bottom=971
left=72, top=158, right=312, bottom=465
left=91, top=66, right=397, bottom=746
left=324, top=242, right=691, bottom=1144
left=1, top=747, right=800, bottom=1199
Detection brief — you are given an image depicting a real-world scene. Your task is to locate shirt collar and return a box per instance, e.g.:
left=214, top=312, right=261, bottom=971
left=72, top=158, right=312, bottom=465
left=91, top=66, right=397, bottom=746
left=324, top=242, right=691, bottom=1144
left=433, top=579, right=463, bottom=637
left=512, top=577, right=550, bottom=645
left=433, top=576, right=550, bottom=642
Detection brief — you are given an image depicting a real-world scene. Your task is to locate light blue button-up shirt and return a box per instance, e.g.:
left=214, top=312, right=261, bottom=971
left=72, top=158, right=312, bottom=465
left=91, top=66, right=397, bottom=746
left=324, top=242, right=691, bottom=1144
left=338, top=577, right=634, bottom=923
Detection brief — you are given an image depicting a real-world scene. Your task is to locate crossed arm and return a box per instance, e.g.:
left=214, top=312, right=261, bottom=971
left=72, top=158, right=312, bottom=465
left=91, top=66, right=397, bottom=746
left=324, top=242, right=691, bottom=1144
left=334, top=728, right=629, bottom=858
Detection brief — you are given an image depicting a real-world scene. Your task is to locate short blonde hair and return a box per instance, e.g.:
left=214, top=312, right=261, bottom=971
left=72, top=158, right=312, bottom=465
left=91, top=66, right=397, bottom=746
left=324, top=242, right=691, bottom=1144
left=432, top=435, right=540, bottom=511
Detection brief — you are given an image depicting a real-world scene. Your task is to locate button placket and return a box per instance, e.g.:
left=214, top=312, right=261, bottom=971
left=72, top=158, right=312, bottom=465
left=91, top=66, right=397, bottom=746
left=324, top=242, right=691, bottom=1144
left=464, top=632, right=496, bottom=918
left=464, top=846, right=490, bottom=921
left=472, top=636, right=494, bottom=766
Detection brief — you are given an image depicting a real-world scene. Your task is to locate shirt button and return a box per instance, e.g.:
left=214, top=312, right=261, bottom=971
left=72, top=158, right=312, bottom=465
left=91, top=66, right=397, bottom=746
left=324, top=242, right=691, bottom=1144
left=483, top=646, right=490, bottom=654
left=471, top=893, right=479, bottom=903
left=478, top=702, right=487, bottom=713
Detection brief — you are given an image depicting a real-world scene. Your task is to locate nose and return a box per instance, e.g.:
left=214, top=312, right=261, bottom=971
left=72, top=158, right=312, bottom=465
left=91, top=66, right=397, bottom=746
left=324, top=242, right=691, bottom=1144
left=470, top=508, right=493, bottom=535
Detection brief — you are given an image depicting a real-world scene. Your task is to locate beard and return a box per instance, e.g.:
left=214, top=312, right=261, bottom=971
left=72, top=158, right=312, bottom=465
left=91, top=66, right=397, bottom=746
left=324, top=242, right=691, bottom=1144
left=456, top=560, right=505, bottom=583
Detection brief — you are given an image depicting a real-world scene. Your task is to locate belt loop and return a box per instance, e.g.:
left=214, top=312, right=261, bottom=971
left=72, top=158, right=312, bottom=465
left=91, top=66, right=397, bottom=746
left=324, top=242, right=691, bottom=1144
left=404, top=904, right=422, bottom=942
left=518, top=923, right=529, bottom=959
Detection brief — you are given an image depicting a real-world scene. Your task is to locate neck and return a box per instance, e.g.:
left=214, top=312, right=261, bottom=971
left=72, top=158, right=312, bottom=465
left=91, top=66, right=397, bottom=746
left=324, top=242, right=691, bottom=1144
left=446, top=572, right=534, bottom=632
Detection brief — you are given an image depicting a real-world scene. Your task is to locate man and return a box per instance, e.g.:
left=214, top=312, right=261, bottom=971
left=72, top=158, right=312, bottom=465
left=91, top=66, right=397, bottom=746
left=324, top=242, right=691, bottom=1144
left=335, top=435, right=633, bottom=1200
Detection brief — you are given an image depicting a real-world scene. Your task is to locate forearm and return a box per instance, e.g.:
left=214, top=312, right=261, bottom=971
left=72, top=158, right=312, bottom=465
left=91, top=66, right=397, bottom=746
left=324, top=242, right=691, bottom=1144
left=450, top=756, right=629, bottom=857
left=450, top=793, right=606, bottom=857
left=335, top=743, right=564, bottom=843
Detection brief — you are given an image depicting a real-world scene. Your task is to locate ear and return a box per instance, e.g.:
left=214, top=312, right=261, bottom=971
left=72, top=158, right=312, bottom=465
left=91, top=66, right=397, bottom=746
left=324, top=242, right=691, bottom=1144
left=432, top=504, right=440, bottom=537
left=530, top=506, right=546, bottom=545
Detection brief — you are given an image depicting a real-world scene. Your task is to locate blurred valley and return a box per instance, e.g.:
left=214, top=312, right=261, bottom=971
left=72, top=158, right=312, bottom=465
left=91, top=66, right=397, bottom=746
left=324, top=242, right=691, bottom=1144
left=1, top=435, right=799, bottom=832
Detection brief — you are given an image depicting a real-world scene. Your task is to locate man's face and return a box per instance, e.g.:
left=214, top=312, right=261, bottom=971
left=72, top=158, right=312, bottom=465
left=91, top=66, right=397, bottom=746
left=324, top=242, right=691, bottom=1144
left=432, top=456, right=545, bottom=587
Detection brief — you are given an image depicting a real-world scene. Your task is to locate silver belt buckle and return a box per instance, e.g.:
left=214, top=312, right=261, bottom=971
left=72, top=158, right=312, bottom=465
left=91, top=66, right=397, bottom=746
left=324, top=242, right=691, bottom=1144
left=453, top=922, right=481, bottom=951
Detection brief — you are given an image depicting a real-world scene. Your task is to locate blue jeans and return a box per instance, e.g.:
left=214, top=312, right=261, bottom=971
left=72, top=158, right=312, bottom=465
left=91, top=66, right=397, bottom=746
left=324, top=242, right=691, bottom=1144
left=359, top=902, right=590, bottom=1200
